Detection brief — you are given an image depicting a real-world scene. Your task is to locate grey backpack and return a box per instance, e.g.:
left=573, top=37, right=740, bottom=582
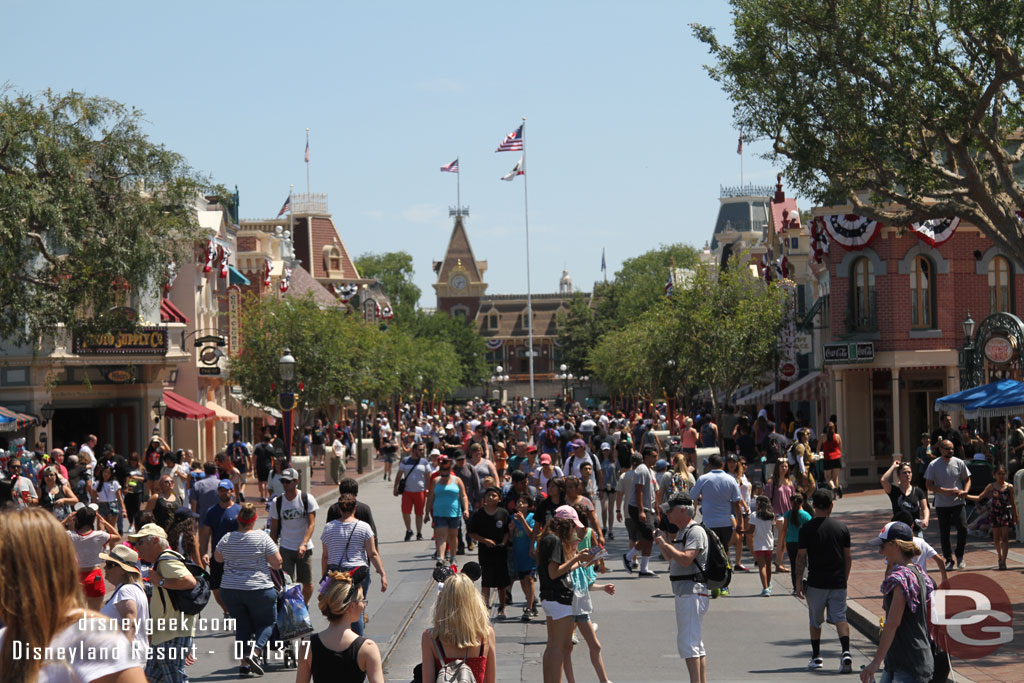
left=430, top=636, right=478, bottom=683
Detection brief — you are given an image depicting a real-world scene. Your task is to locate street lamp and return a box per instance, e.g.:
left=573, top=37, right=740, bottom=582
left=666, top=359, right=677, bottom=434
left=278, top=348, right=298, bottom=463
left=40, top=402, right=55, bottom=427
left=962, top=312, right=975, bottom=346
left=152, top=398, right=167, bottom=424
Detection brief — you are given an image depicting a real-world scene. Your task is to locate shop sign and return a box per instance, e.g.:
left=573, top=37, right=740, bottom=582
left=102, top=368, right=136, bottom=384
left=199, top=366, right=221, bottom=376
left=227, top=286, right=241, bottom=357
left=794, top=333, right=813, bottom=355
left=823, top=341, right=875, bottom=364
left=73, top=327, right=168, bottom=356
left=983, top=336, right=1015, bottom=365
left=779, top=361, right=798, bottom=380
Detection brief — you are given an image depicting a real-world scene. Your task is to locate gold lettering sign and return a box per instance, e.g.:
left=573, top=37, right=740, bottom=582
left=72, top=327, right=169, bottom=356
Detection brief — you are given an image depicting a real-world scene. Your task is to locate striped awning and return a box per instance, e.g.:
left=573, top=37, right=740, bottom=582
left=163, top=390, right=216, bottom=421
left=735, top=382, right=776, bottom=406
left=772, top=371, right=828, bottom=403
left=204, top=400, right=240, bottom=423
left=0, top=406, right=40, bottom=432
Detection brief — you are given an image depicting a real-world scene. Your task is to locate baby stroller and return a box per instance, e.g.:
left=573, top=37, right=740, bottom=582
left=267, top=567, right=314, bottom=669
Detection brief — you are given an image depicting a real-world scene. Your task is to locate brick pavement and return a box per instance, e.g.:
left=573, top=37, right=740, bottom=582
left=837, top=488, right=1023, bottom=683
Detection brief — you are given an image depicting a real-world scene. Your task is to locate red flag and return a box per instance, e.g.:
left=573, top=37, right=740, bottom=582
left=737, top=133, right=743, bottom=155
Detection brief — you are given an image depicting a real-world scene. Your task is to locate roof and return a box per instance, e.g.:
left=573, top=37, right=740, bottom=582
left=438, top=215, right=486, bottom=283
left=163, top=390, right=216, bottom=421
left=770, top=176, right=801, bottom=234
left=477, top=296, right=569, bottom=338
left=284, top=265, right=342, bottom=308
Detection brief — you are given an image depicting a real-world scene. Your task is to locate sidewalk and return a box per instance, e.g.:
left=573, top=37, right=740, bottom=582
left=836, top=488, right=1023, bottom=683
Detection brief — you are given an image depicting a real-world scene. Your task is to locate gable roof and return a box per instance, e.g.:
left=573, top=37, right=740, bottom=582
left=284, top=265, right=342, bottom=308
left=437, top=215, right=486, bottom=283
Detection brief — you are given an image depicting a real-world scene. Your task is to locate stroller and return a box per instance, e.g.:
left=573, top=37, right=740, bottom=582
left=267, top=567, right=314, bottom=669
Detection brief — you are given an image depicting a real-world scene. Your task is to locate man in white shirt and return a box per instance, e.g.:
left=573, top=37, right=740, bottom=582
left=269, top=467, right=319, bottom=603
left=79, top=434, right=97, bottom=466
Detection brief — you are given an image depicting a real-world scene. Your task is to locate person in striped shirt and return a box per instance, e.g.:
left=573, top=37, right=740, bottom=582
left=321, top=492, right=387, bottom=636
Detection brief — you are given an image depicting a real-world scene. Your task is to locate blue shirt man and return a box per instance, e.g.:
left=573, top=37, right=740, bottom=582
left=689, top=453, right=742, bottom=543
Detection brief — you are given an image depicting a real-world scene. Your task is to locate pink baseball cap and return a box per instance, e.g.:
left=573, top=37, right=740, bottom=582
left=539, top=454, right=552, bottom=465
left=554, top=505, right=584, bottom=528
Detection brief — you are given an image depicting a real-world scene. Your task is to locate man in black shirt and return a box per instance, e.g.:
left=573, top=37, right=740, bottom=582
left=468, top=486, right=511, bottom=618
left=326, top=477, right=378, bottom=548
left=253, top=434, right=275, bottom=502
left=930, top=412, right=964, bottom=460
left=795, top=489, right=853, bottom=673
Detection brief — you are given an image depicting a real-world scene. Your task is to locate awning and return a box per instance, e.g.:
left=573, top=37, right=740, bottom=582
left=0, top=406, right=39, bottom=432
left=205, top=400, right=240, bottom=423
left=228, top=265, right=251, bottom=286
left=735, top=382, right=776, bottom=406
left=229, top=392, right=282, bottom=419
left=160, top=298, right=190, bottom=324
left=163, top=390, right=216, bottom=421
left=772, top=371, right=828, bottom=403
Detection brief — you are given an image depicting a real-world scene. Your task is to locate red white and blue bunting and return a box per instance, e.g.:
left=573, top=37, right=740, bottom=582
left=381, top=304, right=394, bottom=320
left=279, top=266, right=292, bottom=294
left=810, top=217, right=830, bottom=264
left=331, top=283, right=359, bottom=303
left=263, top=258, right=272, bottom=288
left=202, top=240, right=217, bottom=273
left=486, top=338, right=505, bottom=350
left=909, top=217, right=959, bottom=246
left=218, top=245, right=231, bottom=279
left=819, top=214, right=881, bottom=250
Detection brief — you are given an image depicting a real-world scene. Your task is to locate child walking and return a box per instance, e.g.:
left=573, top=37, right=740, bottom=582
left=511, top=493, right=539, bottom=621
left=750, top=495, right=776, bottom=596
left=968, top=464, right=1018, bottom=570
left=780, top=493, right=811, bottom=593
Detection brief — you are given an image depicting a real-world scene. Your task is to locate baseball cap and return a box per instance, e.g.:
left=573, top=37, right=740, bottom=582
left=127, top=523, right=168, bottom=541
left=600, top=442, right=611, bottom=451
left=483, top=486, right=501, bottom=497
left=281, top=468, right=299, bottom=481
left=539, top=454, right=552, bottom=465
left=571, top=439, right=586, bottom=450
left=218, top=479, right=234, bottom=490
left=430, top=448, right=442, bottom=457
left=867, top=521, right=914, bottom=546
left=660, top=491, right=694, bottom=515
left=454, top=451, right=467, bottom=460
left=554, top=504, right=585, bottom=528
left=972, top=452, right=987, bottom=461
left=654, top=459, right=669, bottom=472
left=438, top=454, right=451, bottom=464
left=526, top=444, right=538, bottom=453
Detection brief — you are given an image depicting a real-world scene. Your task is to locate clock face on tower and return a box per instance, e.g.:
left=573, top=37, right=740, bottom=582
left=451, top=275, right=468, bottom=291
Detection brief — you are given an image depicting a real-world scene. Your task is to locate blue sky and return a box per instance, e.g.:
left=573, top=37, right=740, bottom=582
left=3, top=2, right=784, bottom=303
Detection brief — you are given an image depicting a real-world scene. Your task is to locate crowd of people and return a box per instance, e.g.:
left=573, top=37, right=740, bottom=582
left=1, top=398, right=1022, bottom=683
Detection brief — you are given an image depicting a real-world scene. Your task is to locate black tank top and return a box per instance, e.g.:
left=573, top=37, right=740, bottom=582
left=310, top=633, right=366, bottom=683
left=153, top=495, right=176, bottom=530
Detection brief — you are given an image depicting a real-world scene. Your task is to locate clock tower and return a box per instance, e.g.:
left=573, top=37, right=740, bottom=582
left=433, top=214, right=487, bottom=320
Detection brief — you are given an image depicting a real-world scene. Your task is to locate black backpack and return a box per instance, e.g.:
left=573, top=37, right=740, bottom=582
left=680, top=523, right=732, bottom=590
left=275, top=491, right=311, bottom=519
left=156, top=550, right=211, bottom=616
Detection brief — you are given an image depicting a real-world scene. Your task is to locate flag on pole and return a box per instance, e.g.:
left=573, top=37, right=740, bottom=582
left=496, top=124, right=524, bottom=152
left=737, top=133, right=743, bottom=155
left=440, top=158, right=459, bottom=173
left=665, top=269, right=675, bottom=298
left=601, top=248, right=606, bottom=274
left=501, top=157, right=524, bottom=181
left=305, top=138, right=310, bottom=163
left=276, top=192, right=292, bottom=217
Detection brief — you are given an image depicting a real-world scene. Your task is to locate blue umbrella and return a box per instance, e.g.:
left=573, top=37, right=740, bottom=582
left=962, top=381, right=1024, bottom=419
left=933, top=379, right=1024, bottom=412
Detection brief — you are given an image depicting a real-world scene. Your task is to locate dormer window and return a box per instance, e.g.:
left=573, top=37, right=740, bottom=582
left=323, top=245, right=342, bottom=275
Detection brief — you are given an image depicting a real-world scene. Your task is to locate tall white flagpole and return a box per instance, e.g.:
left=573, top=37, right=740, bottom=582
left=305, top=128, right=311, bottom=196
left=521, top=118, right=535, bottom=406
left=457, top=155, right=461, bottom=213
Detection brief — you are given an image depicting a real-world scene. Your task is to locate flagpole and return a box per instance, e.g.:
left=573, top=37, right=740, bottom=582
left=456, top=155, right=461, bottom=213
left=305, top=129, right=310, bottom=195
left=739, top=132, right=744, bottom=189
left=521, top=117, right=535, bottom=406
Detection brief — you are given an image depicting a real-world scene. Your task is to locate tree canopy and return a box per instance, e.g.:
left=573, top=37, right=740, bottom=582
left=0, top=89, right=209, bottom=344
left=354, top=250, right=421, bottom=321
left=693, top=1, right=1024, bottom=263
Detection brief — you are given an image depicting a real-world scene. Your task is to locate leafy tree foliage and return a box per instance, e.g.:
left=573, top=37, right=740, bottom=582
left=555, top=292, right=599, bottom=376
left=403, top=310, right=488, bottom=387
left=0, top=89, right=208, bottom=344
left=694, top=1, right=1024, bottom=262
left=354, top=251, right=421, bottom=321
left=596, top=243, right=699, bottom=328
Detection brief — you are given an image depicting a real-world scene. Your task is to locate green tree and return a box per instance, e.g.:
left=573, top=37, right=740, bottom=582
left=354, top=251, right=421, bottom=321
left=0, top=89, right=209, bottom=344
left=693, top=1, right=1024, bottom=262
left=597, top=243, right=699, bottom=328
left=405, top=310, right=488, bottom=386
left=555, top=292, right=598, bottom=376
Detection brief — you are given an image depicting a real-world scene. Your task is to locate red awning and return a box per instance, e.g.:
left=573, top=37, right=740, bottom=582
left=160, top=298, right=190, bottom=324
left=163, top=390, right=215, bottom=421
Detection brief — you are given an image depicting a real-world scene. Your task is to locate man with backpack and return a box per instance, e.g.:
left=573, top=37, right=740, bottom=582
left=654, top=492, right=711, bottom=683
left=541, top=420, right=561, bottom=460
left=227, top=431, right=252, bottom=491
left=129, top=522, right=198, bottom=683
left=689, top=453, right=743, bottom=596
left=268, top=467, right=318, bottom=603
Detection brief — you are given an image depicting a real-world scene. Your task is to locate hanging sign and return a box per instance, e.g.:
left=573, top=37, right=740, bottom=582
left=984, top=336, right=1015, bottom=365
left=820, top=214, right=881, bottom=250
left=227, top=286, right=241, bottom=357
left=73, top=327, right=168, bottom=356
left=909, top=217, right=959, bottom=246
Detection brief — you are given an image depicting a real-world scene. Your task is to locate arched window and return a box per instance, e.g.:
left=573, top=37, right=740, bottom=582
left=851, top=257, right=875, bottom=331
left=324, top=246, right=341, bottom=273
left=989, top=255, right=1012, bottom=313
left=910, top=255, right=933, bottom=328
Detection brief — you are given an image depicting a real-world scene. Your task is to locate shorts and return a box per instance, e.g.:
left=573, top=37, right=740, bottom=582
left=382, top=450, right=397, bottom=464
left=710, top=526, right=734, bottom=548
left=281, top=547, right=314, bottom=585
left=674, top=592, right=709, bottom=659
left=256, top=466, right=271, bottom=483
left=805, top=586, right=848, bottom=628
left=433, top=515, right=462, bottom=530
left=98, top=501, right=121, bottom=518
left=753, top=550, right=772, bottom=563
left=516, top=569, right=537, bottom=580
left=682, top=448, right=697, bottom=455
left=401, top=490, right=427, bottom=515
left=541, top=599, right=573, bottom=621
left=479, top=551, right=511, bottom=588
left=627, top=505, right=655, bottom=541
left=146, top=465, right=162, bottom=482
left=624, top=516, right=639, bottom=543
left=209, top=559, right=224, bottom=590
left=823, top=457, right=843, bottom=471
left=80, top=567, right=105, bottom=598
left=573, top=612, right=592, bottom=623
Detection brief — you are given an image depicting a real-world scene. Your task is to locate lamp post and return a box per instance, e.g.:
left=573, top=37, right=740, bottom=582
left=278, top=348, right=297, bottom=464
left=152, top=398, right=167, bottom=424
left=666, top=359, right=677, bottom=435
left=558, top=364, right=570, bottom=406
left=491, top=365, right=509, bottom=405
left=959, top=312, right=977, bottom=391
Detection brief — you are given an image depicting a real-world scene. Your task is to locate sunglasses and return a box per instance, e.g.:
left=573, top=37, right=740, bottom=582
left=104, top=561, right=120, bottom=569
left=281, top=479, right=296, bottom=484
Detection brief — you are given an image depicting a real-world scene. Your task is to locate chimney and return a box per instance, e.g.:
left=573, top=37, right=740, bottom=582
left=774, top=173, right=785, bottom=202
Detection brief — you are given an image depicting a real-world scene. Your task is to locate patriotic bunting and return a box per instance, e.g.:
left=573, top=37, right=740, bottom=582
left=819, top=214, right=881, bottom=250
left=202, top=240, right=217, bottom=273
left=909, top=217, right=959, bottom=246
left=279, top=266, right=292, bottom=294
left=486, top=339, right=505, bottom=350
left=381, top=304, right=394, bottom=320
left=761, top=249, right=774, bottom=284
left=218, top=245, right=231, bottom=279
left=331, top=283, right=359, bottom=303
left=810, top=217, right=830, bottom=264
left=163, top=261, right=177, bottom=293
left=263, top=257, right=273, bottom=288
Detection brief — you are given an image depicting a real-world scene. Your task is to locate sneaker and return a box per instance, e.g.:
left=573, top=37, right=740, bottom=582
left=607, top=532, right=615, bottom=540
left=496, top=609, right=506, bottom=620
left=710, top=588, right=721, bottom=599
left=622, top=553, right=633, bottom=574
left=839, top=652, right=852, bottom=673
left=734, top=564, right=750, bottom=572
left=807, top=657, right=823, bottom=670
left=638, top=570, right=658, bottom=578
left=238, top=665, right=252, bottom=677
left=521, top=608, right=531, bottom=622
left=719, top=587, right=729, bottom=596
left=530, top=605, right=539, bottom=617
left=957, top=559, right=966, bottom=570
left=571, top=633, right=579, bottom=645
left=246, top=652, right=265, bottom=676
left=404, top=530, right=414, bottom=542
left=945, top=558, right=955, bottom=571
left=760, top=588, right=771, bottom=597
left=416, top=532, right=424, bottom=541
left=836, top=485, right=844, bottom=499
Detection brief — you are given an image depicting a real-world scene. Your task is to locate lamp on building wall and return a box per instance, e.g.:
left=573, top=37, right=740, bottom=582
left=959, top=312, right=978, bottom=391
left=962, top=312, right=975, bottom=346
left=152, top=399, right=167, bottom=424
left=40, top=403, right=55, bottom=427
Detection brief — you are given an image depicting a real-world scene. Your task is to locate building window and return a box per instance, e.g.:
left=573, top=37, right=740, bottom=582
left=989, top=255, right=1012, bottom=313
left=850, top=257, right=875, bottom=331
left=324, top=246, right=342, bottom=273
left=909, top=255, right=933, bottom=328
left=489, top=313, right=498, bottom=330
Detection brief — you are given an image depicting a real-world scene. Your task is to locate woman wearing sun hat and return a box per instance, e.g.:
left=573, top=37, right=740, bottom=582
left=99, top=544, right=150, bottom=656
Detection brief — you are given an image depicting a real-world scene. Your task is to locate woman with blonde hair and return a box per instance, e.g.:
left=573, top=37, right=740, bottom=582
left=39, top=466, right=77, bottom=522
left=0, top=507, right=145, bottom=682
left=296, top=567, right=384, bottom=683
left=420, top=572, right=496, bottom=683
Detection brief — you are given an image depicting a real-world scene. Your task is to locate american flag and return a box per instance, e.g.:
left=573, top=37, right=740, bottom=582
left=496, top=124, right=524, bottom=152
left=440, top=158, right=459, bottom=173
left=305, top=139, right=310, bottom=163
left=277, top=193, right=292, bottom=217
left=665, top=269, right=674, bottom=298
